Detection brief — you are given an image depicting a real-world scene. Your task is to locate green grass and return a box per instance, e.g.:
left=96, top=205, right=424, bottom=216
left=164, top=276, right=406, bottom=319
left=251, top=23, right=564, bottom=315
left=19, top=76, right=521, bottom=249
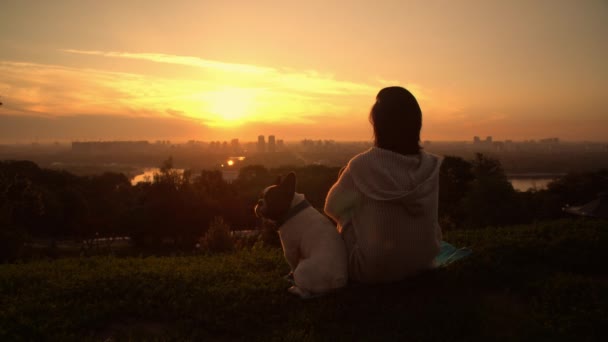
left=1, top=219, right=607, bottom=341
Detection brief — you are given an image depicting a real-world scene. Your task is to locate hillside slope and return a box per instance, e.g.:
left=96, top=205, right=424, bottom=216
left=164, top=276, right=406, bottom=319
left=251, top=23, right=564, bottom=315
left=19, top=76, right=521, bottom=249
left=1, top=219, right=607, bottom=341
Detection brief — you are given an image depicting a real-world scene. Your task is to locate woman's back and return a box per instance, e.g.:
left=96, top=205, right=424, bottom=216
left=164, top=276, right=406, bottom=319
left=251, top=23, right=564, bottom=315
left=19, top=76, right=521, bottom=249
left=325, top=147, right=442, bottom=283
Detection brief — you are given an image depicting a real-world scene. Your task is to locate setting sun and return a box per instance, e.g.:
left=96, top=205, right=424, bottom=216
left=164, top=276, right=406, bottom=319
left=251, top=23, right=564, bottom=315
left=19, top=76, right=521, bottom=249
left=204, top=88, right=257, bottom=126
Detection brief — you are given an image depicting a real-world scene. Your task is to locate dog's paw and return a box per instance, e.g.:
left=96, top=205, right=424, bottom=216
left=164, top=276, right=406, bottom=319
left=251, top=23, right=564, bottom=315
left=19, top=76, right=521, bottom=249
left=287, top=286, right=326, bottom=299
left=283, top=272, right=295, bottom=285
left=287, top=286, right=312, bottom=299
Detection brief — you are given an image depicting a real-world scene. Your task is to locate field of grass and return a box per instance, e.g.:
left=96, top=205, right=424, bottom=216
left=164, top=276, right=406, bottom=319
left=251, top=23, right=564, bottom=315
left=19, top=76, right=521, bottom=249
left=1, top=219, right=607, bottom=341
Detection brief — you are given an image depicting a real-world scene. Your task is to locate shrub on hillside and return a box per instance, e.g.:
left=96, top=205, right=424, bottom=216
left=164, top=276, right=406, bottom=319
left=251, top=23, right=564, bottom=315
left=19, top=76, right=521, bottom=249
left=256, top=223, right=281, bottom=248
left=200, top=217, right=234, bottom=253
left=0, top=222, right=28, bottom=261
left=232, top=233, right=259, bottom=250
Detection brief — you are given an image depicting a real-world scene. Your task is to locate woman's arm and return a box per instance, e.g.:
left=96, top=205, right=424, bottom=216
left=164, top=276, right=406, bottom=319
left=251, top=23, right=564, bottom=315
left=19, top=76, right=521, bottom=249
left=324, top=167, right=360, bottom=225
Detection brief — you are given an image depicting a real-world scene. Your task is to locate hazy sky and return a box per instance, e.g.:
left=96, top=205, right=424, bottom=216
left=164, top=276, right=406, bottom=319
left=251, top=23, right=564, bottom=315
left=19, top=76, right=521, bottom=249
left=1, top=0, right=607, bottom=142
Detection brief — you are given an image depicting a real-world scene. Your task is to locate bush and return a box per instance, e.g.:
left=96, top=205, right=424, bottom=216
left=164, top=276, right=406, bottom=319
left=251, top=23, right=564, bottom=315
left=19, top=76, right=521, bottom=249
left=253, top=222, right=281, bottom=249
left=232, top=233, right=260, bottom=250
left=0, top=224, right=27, bottom=261
left=199, top=217, right=234, bottom=253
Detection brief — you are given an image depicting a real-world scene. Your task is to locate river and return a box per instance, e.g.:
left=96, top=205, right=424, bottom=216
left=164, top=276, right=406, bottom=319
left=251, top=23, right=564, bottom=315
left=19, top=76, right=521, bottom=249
left=131, top=168, right=184, bottom=185
left=507, top=174, right=564, bottom=191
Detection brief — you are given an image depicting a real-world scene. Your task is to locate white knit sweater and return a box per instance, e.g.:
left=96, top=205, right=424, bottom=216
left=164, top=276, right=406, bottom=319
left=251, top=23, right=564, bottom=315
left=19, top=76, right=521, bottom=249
left=324, top=147, right=443, bottom=283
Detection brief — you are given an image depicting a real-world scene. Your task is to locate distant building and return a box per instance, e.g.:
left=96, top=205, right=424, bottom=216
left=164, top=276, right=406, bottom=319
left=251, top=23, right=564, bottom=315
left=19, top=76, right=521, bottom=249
left=540, top=138, right=559, bottom=144
left=257, top=135, right=266, bottom=153
left=230, top=138, right=240, bottom=154
left=472, top=136, right=493, bottom=150
left=537, top=137, right=560, bottom=152
left=72, top=141, right=150, bottom=153
left=268, top=135, right=276, bottom=153
left=221, top=170, right=239, bottom=184
left=277, top=139, right=284, bottom=151
left=209, top=141, right=222, bottom=151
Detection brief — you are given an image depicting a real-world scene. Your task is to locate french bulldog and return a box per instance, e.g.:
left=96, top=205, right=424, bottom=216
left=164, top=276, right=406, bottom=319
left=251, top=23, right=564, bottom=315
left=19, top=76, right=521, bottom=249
left=255, top=172, right=348, bottom=298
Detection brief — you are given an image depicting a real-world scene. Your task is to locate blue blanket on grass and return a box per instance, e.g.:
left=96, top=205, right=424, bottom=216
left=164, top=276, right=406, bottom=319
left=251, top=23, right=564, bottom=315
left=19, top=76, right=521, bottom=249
left=435, top=241, right=472, bottom=267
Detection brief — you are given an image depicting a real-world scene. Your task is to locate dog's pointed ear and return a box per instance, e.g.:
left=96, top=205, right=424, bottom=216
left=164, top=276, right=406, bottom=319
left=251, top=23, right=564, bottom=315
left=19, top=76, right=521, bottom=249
left=274, top=175, right=282, bottom=185
left=283, top=172, right=296, bottom=194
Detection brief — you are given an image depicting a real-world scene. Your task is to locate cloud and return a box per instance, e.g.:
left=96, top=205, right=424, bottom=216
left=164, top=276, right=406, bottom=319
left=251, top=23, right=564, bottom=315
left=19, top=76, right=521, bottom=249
left=62, top=49, right=274, bottom=75
left=62, top=49, right=377, bottom=97
left=0, top=61, right=197, bottom=120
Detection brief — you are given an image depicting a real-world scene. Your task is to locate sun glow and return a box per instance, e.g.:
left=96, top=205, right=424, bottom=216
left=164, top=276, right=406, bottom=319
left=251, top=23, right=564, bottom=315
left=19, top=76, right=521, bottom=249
left=204, top=88, right=257, bottom=126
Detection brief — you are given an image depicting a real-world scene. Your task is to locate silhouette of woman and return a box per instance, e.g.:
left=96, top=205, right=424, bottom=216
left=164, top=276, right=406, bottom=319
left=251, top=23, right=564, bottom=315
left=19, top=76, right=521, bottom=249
left=324, top=86, right=442, bottom=283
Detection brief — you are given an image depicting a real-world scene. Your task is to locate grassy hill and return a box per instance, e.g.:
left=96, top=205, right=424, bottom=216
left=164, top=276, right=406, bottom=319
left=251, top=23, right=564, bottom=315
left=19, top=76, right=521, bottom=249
left=1, top=219, right=607, bottom=341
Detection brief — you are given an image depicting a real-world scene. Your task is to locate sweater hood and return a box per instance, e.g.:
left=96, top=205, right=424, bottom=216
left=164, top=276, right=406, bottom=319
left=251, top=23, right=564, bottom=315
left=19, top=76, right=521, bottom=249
left=347, top=147, right=442, bottom=202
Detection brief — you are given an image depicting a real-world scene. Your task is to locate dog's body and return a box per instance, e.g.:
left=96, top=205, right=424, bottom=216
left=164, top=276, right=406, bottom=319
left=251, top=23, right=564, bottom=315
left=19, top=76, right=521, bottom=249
left=255, top=173, right=348, bottom=298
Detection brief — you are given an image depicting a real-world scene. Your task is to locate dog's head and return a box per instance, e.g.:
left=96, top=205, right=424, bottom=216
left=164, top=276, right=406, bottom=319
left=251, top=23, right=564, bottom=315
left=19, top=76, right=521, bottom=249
left=254, top=172, right=296, bottom=224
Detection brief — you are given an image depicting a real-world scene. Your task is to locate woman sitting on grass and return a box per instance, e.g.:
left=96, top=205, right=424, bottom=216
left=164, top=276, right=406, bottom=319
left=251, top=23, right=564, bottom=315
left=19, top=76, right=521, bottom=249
left=324, top=86, right=443, bottom=283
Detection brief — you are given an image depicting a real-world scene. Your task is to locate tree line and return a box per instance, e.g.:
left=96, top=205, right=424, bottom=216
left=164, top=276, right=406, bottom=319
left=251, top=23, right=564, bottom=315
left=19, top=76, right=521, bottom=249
left=1, top=155, right=606, bottom=260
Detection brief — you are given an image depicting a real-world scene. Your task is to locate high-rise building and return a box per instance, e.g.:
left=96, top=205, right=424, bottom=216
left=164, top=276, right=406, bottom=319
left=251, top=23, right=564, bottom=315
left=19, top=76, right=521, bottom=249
left=268, top=135, right=276, bottom=153
left=231, top=138, right=240, bottom=154
left=473, top=136, right=481, bottom=144
left=257, top=135, right=266, bottom=153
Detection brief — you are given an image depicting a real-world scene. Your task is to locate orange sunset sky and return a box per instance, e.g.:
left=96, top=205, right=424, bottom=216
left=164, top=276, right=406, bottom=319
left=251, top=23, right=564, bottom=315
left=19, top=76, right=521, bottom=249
left=0, top=0, right=607, bottom=143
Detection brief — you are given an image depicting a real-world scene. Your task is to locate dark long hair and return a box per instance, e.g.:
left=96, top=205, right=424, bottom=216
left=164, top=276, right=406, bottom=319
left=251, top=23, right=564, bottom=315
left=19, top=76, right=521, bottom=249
left=369, top=86, right=422, bottom=155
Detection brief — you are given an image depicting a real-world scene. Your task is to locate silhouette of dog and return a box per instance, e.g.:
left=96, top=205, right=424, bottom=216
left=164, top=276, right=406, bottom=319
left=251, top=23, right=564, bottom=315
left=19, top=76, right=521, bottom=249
left=255, top=172, right=348, bottom=298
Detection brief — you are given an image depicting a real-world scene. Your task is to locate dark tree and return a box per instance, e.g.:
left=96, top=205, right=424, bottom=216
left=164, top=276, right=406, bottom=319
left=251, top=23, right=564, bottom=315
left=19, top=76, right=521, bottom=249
left=439, top=156, right=474, bottom=229
left=462, top=154, right=519, bottom=227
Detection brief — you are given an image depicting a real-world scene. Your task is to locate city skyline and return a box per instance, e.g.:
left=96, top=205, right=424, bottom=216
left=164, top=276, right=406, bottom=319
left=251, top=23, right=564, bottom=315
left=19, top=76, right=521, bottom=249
left=1, top=1, right=607, bottom=142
